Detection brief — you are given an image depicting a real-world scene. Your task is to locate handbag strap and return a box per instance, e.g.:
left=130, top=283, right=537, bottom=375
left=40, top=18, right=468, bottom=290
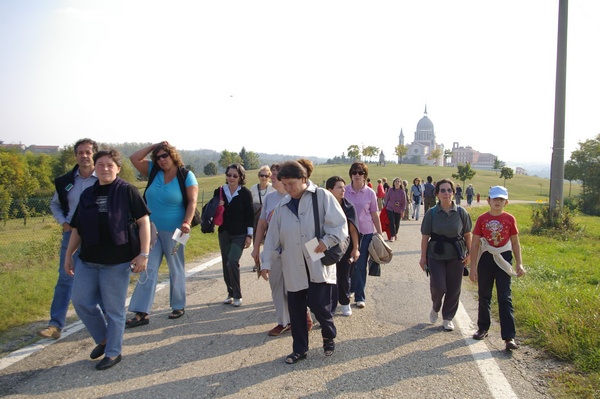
left=256, top=184, right=263, bottom=205
left=311, top=191, right=321, bottom=239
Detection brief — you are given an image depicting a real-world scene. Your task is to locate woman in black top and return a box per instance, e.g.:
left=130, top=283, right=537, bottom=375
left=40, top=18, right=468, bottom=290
left=217, top=164, right=254, bottom=307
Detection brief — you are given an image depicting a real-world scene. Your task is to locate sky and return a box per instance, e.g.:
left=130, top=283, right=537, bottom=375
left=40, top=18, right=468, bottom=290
left=1, top=0, right=599, bottom=166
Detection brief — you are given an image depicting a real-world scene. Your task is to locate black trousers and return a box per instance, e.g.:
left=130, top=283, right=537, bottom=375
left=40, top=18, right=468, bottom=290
left=288, top=282, right=336, bottom=355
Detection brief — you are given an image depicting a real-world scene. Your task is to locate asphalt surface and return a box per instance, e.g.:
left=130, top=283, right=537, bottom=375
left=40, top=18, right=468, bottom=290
left=0, top=214, right=553, bottom=399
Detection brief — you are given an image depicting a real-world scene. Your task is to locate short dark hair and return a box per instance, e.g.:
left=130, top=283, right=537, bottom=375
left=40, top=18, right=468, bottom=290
left=278, top=160, right=308, bottom=181
left=326, top=176, right=345, bottom=190
left=297, top=158, right=314, bottom=178
left=93, top=149, right=122, bottom=167
left=434, top=178, right=455, bottom=195
left=427, top=176, right=433, bottom=183
left=74, top=138, right=98, bottom=154
left=349, top=162, right=368, bottom=179
left=225, top=163, right=246, bottom=185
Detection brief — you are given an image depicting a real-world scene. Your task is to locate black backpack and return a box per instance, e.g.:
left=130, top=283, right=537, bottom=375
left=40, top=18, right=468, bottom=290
left=200, top=193, right=220, bottom=233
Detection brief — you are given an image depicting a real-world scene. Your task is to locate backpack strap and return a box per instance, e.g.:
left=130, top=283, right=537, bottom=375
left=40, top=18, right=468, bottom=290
left=142, top=163, right=161, bottom=202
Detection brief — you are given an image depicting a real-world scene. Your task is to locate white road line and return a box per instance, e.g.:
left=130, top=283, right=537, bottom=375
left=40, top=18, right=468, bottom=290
left=455, top=302, right=519, bottom=399
left=0, top=255, right=221, bottom=371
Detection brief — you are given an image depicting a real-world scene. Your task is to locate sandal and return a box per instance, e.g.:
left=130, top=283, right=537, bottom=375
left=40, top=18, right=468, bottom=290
left=168, top=309, right=185, bottom=319
left=126, top=312, right=149, bottom=328
left=285, top=352, right=307, bottom=364
left=323, top=338, right=335, bottom=356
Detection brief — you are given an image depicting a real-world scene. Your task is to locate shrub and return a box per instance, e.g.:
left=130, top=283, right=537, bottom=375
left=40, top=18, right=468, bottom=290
left=530, top=203, right=578, bottom=237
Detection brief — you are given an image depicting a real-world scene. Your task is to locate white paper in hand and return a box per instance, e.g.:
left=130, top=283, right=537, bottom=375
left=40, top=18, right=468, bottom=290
left=172, top=228, right=190, bottom=245
left=305, top=237, right=324, bottom=263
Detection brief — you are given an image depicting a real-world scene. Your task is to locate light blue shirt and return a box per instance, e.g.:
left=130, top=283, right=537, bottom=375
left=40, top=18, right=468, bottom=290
left=145, top=161, right=198, bottom=231
left=50, top=169, right=98, bottom=225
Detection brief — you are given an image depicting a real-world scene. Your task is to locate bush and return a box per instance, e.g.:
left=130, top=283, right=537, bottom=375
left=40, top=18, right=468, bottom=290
left=563, top=196, right=581, bottom=212
left=530, top=203, right=578, bottom=237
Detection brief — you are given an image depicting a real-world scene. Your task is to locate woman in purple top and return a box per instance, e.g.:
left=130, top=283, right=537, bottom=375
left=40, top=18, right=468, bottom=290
left=384, top=177, right=407, bottom=242
left=344, top=162, right=383, bottom=309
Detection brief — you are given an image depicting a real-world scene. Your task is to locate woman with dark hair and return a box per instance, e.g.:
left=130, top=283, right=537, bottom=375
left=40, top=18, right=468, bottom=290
left=262, top=161, right=347, bottom=364
left=383, top=177, right=407, bottom=242
left=419, top=178, right=472, bottom=331
left=65, top=149, right=151, bottom=370
left=326, top=176, right=360, bottom=317
left=218, top=163, right=254, bottom=307
left=127, top=142, right=198, bottom=326
left=344, top=162, right=383, bottom=309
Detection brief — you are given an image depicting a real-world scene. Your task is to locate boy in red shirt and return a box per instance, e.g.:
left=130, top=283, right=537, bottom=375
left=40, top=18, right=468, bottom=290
left=470, top=186, right=526, bottom=350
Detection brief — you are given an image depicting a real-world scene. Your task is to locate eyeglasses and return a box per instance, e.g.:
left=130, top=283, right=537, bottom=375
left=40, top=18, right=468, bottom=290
left=351, top=171, right=365, bottom=176
left=438, top=188, right=453, bottom=193
left=259, top=174, right=269, bottom=178
left=226, top=173, right=239, bottom=178
left=156, top=153, right=170, bottom=160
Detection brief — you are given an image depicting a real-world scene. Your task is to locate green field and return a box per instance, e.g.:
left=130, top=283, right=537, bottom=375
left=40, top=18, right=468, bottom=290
left=0, top=163, right=594, bottom=397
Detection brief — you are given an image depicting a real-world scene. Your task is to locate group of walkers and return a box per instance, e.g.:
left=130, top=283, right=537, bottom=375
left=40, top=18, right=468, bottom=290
left=38, top=141, right=526, bottom=370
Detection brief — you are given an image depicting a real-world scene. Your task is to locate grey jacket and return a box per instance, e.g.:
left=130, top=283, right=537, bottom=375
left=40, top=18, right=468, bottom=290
left=262, top=182, right=348, bottom=292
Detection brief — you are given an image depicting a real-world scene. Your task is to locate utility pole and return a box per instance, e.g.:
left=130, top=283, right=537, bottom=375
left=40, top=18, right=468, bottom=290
left=549, top=0, right=568, bottom=212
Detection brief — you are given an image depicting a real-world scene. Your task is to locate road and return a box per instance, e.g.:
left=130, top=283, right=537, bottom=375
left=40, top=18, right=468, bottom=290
left=0, top=215, right=554, bottom=399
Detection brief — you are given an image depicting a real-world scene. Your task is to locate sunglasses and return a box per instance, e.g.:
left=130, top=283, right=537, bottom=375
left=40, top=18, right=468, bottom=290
left=156, top=153, right=170, bottom=160
left=438, top=188, right=453, bottom=193
left=226, top=173, right=239, bottom=178
left=351, top=171, right=365, bottom=176
left=259, top=174, right=269, bottom=178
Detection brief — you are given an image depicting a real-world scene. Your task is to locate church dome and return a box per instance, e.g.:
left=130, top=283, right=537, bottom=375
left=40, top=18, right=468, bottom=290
left=417, top=115, right=434, bottom=132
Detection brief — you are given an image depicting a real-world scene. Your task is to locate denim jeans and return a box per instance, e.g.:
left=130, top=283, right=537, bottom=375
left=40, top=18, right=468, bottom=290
left=48, top=231, right=78, bottom=330
left=129, top=230, right=186, bottom=313
left=72, top=261, right=130, bottom=358
left=351, top=233, right=374, bottom=303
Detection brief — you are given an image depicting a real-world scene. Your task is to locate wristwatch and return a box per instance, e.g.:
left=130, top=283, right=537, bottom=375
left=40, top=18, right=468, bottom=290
left=139, top=252, right=149, bottom=259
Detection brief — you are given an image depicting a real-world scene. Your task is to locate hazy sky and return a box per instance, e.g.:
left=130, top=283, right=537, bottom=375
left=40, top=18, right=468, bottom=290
left=1, top=1, right=599, bottom=165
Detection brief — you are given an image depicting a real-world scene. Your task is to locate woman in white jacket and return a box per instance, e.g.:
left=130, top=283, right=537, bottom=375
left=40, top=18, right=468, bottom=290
left=262, top=160, right=348, bottom=365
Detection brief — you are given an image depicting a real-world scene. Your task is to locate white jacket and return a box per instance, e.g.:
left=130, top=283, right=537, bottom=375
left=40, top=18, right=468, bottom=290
left=262, top=183, right=348, bottom=292
left=477, top=237, right=517, bottom=276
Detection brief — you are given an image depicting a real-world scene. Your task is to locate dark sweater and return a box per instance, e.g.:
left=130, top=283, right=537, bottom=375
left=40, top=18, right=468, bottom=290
left=216, top=186, right=254, bottom=235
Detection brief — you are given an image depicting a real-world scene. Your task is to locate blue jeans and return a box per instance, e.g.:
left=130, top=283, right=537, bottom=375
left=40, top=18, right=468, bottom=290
left=72, top=261, right=130, bottom=358
left=129, top=230, right=187, bottom=313
left=48, top=231, right=77, bottom=330
left=351, top=233, right=374, bottom=303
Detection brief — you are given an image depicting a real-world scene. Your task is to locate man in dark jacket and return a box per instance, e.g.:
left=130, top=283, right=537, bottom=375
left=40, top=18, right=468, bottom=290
left=38, top=139, right=98, bottom=339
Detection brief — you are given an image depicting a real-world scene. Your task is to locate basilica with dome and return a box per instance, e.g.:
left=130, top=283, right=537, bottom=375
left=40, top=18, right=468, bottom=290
left=398, top=106, right=497, bottom=169
left=398, top=106, right=444, bottom=165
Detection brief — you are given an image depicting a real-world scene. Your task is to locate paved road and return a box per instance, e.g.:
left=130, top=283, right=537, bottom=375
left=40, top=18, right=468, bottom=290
left=0, top=216, right=552, bottom=399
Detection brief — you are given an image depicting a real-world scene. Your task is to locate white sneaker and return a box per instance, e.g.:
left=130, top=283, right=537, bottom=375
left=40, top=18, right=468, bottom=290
left=340, top=304, right=352, bottom=316
left=356, top=301, right=366, bottom=308
left=223, top=297, right=234, bottom=305
left=442, top=319, right=454, bottom=331
left=429, top=309, right=439, bottom=324
left=233, top=298, right=242, bottom=307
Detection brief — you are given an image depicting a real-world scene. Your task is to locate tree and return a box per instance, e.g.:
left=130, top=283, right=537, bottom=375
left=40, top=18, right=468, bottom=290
left=218, top=150, right=243, bottom=169
left=563, top=159, right=579, bottom=198
left=394, top=144, right=408, bottom=164
left=451, top=163, right=476, bottom=188
left=428, top=148, right=443, bottom=165
left=362, top=146, right=379, bottom=163
left=499, top=166, right=514, bottom=186
left=347, top=145, right=361, bottom=161
left=242, top=150, right=261, bottom=170
left=204, top=162, right=218, bottom=176
left=568, top=134, right=600, bottom=215
left=493, top=157, right=505, bottom=175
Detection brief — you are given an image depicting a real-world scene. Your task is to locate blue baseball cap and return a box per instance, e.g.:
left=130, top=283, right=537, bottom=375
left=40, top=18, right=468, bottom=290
left=489, top=186, right=508, bottom=199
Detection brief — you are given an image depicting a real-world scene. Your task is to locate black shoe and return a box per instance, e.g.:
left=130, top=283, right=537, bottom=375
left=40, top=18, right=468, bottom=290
left=323, top=338, right=335, bottom=357
left=126, top=312, right=149, bottom=328
left=505, top=339, right=519, bottom=350
left=90, top=343, right=106, bottom=360
left=472, top=330, right=488, bottom=340
left=95, top=354, right=122, bottom=370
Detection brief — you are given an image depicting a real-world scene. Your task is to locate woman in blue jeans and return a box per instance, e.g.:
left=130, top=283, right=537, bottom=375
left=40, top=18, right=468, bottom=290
left=127, top=142, right=198, bottom=327
left=65, top=149, right=151, bottom=370
left=344, top=162, right=383, bottom=309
